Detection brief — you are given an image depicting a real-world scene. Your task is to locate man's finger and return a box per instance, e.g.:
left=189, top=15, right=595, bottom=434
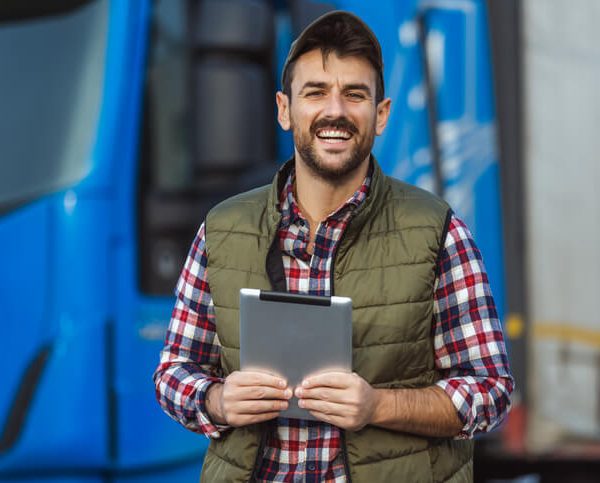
left=294, top=386, right=346, bottom=403
left=300, top=371, right=355, bottom=389
left=298, top=398, right=347, bottom=417
left=233, top=386, right=292, bottom=401
left=233, top=399, right=289, bottom=415
left=229, top=370, right=287, bottom=388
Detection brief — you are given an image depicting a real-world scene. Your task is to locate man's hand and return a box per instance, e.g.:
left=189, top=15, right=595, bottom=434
left=295, top=372, right=379, bottom=431
left=206, top=371, right=292, bottom=427
left=295, top=372, right=463, bottom=437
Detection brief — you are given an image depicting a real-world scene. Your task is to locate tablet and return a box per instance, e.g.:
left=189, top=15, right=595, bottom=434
left=239, top=288, right=352, bottom=420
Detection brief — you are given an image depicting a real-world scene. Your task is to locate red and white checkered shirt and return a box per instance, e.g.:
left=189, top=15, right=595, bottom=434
left=154, top=169, right=513, bottom=482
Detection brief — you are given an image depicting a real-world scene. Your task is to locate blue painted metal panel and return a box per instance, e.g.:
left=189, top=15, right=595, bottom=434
left=0, top=203, right=50, bottom=387
left=0, top=193, right=111, bottom=470
left=0, top=201, right=52, bottom=467
left=113, top=294, right=209, bottom=467
left=99, top=0, right=209, bottom=471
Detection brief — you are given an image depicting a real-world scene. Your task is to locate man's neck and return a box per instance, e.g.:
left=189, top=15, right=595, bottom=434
left=294, top=155, right=370, bottom=227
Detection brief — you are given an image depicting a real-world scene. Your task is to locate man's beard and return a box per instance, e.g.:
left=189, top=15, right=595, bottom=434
left=293, top=116, right=375, bottom=183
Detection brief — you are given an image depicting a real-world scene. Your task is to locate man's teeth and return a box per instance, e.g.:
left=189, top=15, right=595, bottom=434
left=317, top=130, right=351, bottom=139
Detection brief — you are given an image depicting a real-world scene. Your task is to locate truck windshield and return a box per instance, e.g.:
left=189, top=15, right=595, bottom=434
left=0, top=0, right=107, bottom=212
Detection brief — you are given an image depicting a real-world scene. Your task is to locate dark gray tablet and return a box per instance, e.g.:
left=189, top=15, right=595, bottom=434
left=239, top=288, right=352, bottom=420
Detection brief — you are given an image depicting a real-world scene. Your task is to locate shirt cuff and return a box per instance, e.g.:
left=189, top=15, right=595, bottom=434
left=435, top=375, right=514, bottom=439
left=435, top=378, right=479, bottom=440
left=195, top=377, right=231, bottom=438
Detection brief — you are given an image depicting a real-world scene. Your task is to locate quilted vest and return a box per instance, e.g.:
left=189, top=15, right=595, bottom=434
left=200, top=159, right=473, bottom=482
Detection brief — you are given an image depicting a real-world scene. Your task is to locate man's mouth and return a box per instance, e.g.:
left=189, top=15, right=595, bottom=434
left=311, top=117, right=358, bottom=145
left=315, top=128, right=353, bottom=143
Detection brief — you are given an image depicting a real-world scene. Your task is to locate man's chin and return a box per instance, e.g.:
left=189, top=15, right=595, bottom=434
left=316, top=153, right=351, bottom=168
left=306, top=156, right=366, bottom=182
left=313, top=145, right=359, bottom=166
left=313, top=156, right=350, bottom=172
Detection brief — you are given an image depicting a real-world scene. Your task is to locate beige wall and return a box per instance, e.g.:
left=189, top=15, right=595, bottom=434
left=523, top=0, right=600, bottom=448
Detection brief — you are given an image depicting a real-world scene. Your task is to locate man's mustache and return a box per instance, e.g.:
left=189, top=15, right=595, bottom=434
left=310, top=117, right=358, bottom=136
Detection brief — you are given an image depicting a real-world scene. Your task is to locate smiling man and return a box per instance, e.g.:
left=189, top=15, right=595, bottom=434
left=154, top=11, right=513, bottom=483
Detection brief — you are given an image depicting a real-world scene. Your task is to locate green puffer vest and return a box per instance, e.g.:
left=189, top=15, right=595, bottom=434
left=200, top=159, right=473, bottom=482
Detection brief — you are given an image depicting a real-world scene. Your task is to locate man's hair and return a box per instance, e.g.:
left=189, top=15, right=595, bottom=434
left=281, top=12, right=385, bottom=104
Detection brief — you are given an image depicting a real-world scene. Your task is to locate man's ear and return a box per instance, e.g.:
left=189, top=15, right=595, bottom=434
left=375, top=97, right=392, bottom=136
left=276, top=91, right=291, bottom=131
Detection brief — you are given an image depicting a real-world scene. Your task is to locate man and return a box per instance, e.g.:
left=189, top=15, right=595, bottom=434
left=154, top=11, right=513, bottom=482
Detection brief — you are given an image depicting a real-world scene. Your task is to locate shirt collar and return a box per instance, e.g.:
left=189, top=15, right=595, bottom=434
left=278, top=163, right=373, bottom=228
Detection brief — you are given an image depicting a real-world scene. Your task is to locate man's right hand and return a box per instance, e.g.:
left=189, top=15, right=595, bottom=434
left=205, top=371, right=292, bottom=427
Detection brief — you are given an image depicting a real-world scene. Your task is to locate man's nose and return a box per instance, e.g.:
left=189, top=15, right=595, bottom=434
left=322, top=92, right=347, bottom=118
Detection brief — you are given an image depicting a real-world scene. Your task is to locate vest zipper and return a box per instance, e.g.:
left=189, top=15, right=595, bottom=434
left=331, top=228, right=353, bottom=482
left=340, top=430, right=353, bottom=482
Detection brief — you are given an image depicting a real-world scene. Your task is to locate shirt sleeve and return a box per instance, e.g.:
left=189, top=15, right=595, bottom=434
left=433, top=214, right=514, bottom=438
left=152, top=222, right=230, bottom=438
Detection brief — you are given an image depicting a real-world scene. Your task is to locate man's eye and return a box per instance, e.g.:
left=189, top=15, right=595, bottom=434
left=305, top=91, right=324, bottom=97
left=347, top=92, right=366, bottom=100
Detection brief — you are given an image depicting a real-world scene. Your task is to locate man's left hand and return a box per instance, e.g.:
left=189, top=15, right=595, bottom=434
left=295, top=372, right=379, bottom=431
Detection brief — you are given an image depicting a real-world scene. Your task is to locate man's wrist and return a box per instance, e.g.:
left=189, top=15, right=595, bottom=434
left=370, top=388, right=396, bottom=427
left=205, top=381, right=226, bottom=425
left=369, top=386, right=464, bottom=437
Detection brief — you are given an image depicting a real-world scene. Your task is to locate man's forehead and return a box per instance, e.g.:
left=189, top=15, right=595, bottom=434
left=291, top=49, right=377, bottom=89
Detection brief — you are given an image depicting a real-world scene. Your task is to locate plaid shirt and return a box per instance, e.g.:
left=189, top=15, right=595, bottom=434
left=154, top=169, right=513, bottom=482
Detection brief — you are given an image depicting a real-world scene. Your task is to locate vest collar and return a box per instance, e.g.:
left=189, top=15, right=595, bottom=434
left=265, top=159, right=293, bottom=239
left=266, top=155, right=387, bottom=240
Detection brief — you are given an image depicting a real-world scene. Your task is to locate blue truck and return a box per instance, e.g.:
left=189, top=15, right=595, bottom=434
left=0, top=0, right=505, bottom=481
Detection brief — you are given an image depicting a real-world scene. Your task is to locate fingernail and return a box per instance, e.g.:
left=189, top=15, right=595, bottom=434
left=295, top=388, right=303, bottom=397
left=279, top=380, right=286, bottom=388
left=284, top=389, right=292, bottom=398
left=298, top=400, right=304, bottom=408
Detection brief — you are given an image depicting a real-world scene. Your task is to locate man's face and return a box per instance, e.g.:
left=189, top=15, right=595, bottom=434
left=276, top=49, right=391, bottom=183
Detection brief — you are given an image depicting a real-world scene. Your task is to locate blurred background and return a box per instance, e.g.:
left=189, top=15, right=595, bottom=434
left=0, top=0, right=598, bottom=481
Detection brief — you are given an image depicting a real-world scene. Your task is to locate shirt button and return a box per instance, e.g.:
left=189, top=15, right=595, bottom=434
left=307, top=463, right=316, bottom=471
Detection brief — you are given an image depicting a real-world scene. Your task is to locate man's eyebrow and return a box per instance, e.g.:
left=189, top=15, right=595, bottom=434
left=299, top=81, right=329, bottom=92
left=299, top=81, right=373, bottom=95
